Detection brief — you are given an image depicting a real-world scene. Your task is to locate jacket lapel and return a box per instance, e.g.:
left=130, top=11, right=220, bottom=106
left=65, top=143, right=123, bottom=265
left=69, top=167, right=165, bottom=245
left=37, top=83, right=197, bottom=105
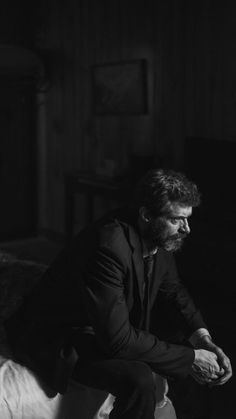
left=127, top=224, right=145, bottom=306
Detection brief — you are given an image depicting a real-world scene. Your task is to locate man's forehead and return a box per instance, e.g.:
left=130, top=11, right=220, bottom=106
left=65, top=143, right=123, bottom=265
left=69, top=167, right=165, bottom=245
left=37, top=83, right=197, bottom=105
left=166, top=202, right=192, bottom=217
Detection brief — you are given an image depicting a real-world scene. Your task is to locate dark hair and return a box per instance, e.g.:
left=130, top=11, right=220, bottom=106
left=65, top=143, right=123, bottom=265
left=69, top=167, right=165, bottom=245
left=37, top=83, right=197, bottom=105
left=132, top=168, right=201, bottom=216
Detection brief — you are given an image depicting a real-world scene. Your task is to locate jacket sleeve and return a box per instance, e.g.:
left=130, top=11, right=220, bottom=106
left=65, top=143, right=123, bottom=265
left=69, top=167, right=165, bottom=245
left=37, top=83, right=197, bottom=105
left=159, top=253, right=208, bottom=334
left=81, top=245, right=195, bottom=380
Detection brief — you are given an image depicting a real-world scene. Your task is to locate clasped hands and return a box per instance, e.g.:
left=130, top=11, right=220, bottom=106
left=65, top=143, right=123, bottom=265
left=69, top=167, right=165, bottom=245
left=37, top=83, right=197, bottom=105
left=191, top=336, right=232, bottom=386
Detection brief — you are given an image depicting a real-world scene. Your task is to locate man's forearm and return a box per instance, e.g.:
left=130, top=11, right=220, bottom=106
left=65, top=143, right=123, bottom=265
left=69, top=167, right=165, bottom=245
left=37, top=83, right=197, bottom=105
left=189, top=328, right=211, bottom=348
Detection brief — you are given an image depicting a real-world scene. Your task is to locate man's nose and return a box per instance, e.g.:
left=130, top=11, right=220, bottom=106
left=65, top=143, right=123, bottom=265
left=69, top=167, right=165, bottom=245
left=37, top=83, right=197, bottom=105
left=179, top=219, right=190, bottom=234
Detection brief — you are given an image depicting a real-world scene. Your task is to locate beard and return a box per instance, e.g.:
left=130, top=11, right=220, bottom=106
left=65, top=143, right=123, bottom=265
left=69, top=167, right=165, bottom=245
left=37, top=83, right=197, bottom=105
left=145, top=219, right=188, bottom=252
left=161, top=234, right=186, bottom=252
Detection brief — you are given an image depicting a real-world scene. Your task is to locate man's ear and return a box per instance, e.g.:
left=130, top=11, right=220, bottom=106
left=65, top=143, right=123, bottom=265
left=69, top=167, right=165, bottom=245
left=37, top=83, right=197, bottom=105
left=139, top=207, right=151, bottom=223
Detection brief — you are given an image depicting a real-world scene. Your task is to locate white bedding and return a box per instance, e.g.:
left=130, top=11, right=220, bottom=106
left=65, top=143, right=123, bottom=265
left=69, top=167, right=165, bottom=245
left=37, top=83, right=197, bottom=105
left=0, top=355, right=176, bottom=419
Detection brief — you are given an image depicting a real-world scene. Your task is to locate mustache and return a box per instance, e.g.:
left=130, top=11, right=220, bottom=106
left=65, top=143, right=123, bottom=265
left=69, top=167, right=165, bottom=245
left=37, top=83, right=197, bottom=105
left=170, top=233, right=188, bottom=241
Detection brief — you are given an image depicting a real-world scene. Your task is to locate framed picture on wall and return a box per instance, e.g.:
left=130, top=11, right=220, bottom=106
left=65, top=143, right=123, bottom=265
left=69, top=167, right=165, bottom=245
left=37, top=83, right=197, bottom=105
left=92, top=59, right=148, bottom=115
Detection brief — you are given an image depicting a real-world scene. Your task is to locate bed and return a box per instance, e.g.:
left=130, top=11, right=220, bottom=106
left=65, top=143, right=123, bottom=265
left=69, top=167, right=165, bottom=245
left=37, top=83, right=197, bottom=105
left=0, top=251, right=176, bottom=419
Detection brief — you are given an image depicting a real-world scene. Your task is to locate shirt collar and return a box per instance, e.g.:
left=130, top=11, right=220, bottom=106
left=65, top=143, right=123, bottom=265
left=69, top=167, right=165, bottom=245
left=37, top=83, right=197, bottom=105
left=142, top=239, right=158, bottom=258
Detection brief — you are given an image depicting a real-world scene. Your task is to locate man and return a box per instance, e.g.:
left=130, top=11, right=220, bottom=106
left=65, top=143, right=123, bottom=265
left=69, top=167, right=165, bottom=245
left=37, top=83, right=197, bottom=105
left=5, top=169, right=232, bottom=419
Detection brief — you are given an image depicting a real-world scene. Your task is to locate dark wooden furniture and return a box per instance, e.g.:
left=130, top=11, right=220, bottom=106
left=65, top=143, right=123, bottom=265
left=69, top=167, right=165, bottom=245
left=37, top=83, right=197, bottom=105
left=64, top=171, right=131, bottom=241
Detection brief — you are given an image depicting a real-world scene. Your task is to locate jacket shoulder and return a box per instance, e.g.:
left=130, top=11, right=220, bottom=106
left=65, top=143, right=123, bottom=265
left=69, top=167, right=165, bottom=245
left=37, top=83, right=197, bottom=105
left=74, top=211, right=133, bottom=257
left=96, top=215, right=131, bottom=256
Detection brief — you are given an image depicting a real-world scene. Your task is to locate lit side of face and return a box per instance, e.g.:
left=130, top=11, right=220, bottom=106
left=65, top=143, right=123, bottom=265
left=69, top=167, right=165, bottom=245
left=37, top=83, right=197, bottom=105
left=142, top=202, right=192, bottom=252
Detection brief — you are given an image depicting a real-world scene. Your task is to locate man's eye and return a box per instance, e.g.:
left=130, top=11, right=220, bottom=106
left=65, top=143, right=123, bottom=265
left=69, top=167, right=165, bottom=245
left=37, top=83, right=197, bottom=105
left=169, top=218, right=179, bottom=224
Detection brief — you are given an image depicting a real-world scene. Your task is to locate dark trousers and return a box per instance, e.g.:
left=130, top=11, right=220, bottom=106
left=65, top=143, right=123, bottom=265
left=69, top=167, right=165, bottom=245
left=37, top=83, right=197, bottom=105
left=72, top=358, right=156, bottom=419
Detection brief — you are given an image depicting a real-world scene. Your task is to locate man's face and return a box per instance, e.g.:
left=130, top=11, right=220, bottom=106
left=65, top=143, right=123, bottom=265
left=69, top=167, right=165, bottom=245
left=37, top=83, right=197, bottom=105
left=145, top=202, right=192, bottom=252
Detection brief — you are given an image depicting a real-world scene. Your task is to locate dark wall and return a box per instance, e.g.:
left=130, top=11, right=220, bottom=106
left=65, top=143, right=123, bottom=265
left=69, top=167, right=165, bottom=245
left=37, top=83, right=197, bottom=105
left=0, top=2, right=40, bottom=238
left=0, top=1, right=38, bottom=47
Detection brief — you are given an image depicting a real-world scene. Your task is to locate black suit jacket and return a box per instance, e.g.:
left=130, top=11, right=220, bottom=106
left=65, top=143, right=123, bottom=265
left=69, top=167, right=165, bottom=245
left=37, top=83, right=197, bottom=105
left=5, top=208, right=207, bottom=393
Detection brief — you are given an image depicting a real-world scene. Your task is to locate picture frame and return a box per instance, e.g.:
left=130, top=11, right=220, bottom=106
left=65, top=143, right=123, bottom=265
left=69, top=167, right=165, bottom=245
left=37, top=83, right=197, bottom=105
left=92, top=59, right=148, bottom=115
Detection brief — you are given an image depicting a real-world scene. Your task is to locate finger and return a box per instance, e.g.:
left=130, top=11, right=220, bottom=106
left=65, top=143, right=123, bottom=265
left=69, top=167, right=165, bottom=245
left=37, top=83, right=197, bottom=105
left=194, top=370, right=219, bottom=380
left=192, top=369, right=220, bottom=383
left=205, top=366, right=223, bottom=379
left=192, top=362, right=221, bottom=378
left=216, top=367, right=225, bottom=376
left=219, top=361, right=232, bottom=378
left=222, top=357, right=231, bottom=371
left=216, top=350, right=231, bottom=370
left=209, top=370, right=233, bottom=387
left=207, top=372, right=221, bottom=380
left=209, top=378, right=228, bottom=386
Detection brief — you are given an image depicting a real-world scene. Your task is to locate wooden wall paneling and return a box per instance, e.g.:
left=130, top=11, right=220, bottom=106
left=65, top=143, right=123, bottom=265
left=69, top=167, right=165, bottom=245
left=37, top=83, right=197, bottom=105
left=81, top=0, right=98, bottom=172
left=191, top=6, right=208, bottom=138
left=76, top=0, right=88, bottom=171
left=119, top=2, right=153, bottom=166
left=153, top=0, right=177, bottom=162
left=62, top=0, right=75, bottom=168
left=203, top=10, right=222, bottom=139
left=46, top=0, right=66, bottom=231
left=90, top=0, right=124, bottom=173
left=152, top=0, right=164, bottom=162
left=222, top=6, right=236, bottom=138
left=73, top=0, right=85, bottom=170
left=117, top=2, right=154, bottom=158
left=206, top=9, right=224, bottom=139
left=169, top=0, right=186, bottom=167
left=183, top=3, right=197, bottom=138
left=184, top=4, right=205, bottom=138
left=183, top=3, right=235, bottom=142
left=36, top=90, right=48, bottom=231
